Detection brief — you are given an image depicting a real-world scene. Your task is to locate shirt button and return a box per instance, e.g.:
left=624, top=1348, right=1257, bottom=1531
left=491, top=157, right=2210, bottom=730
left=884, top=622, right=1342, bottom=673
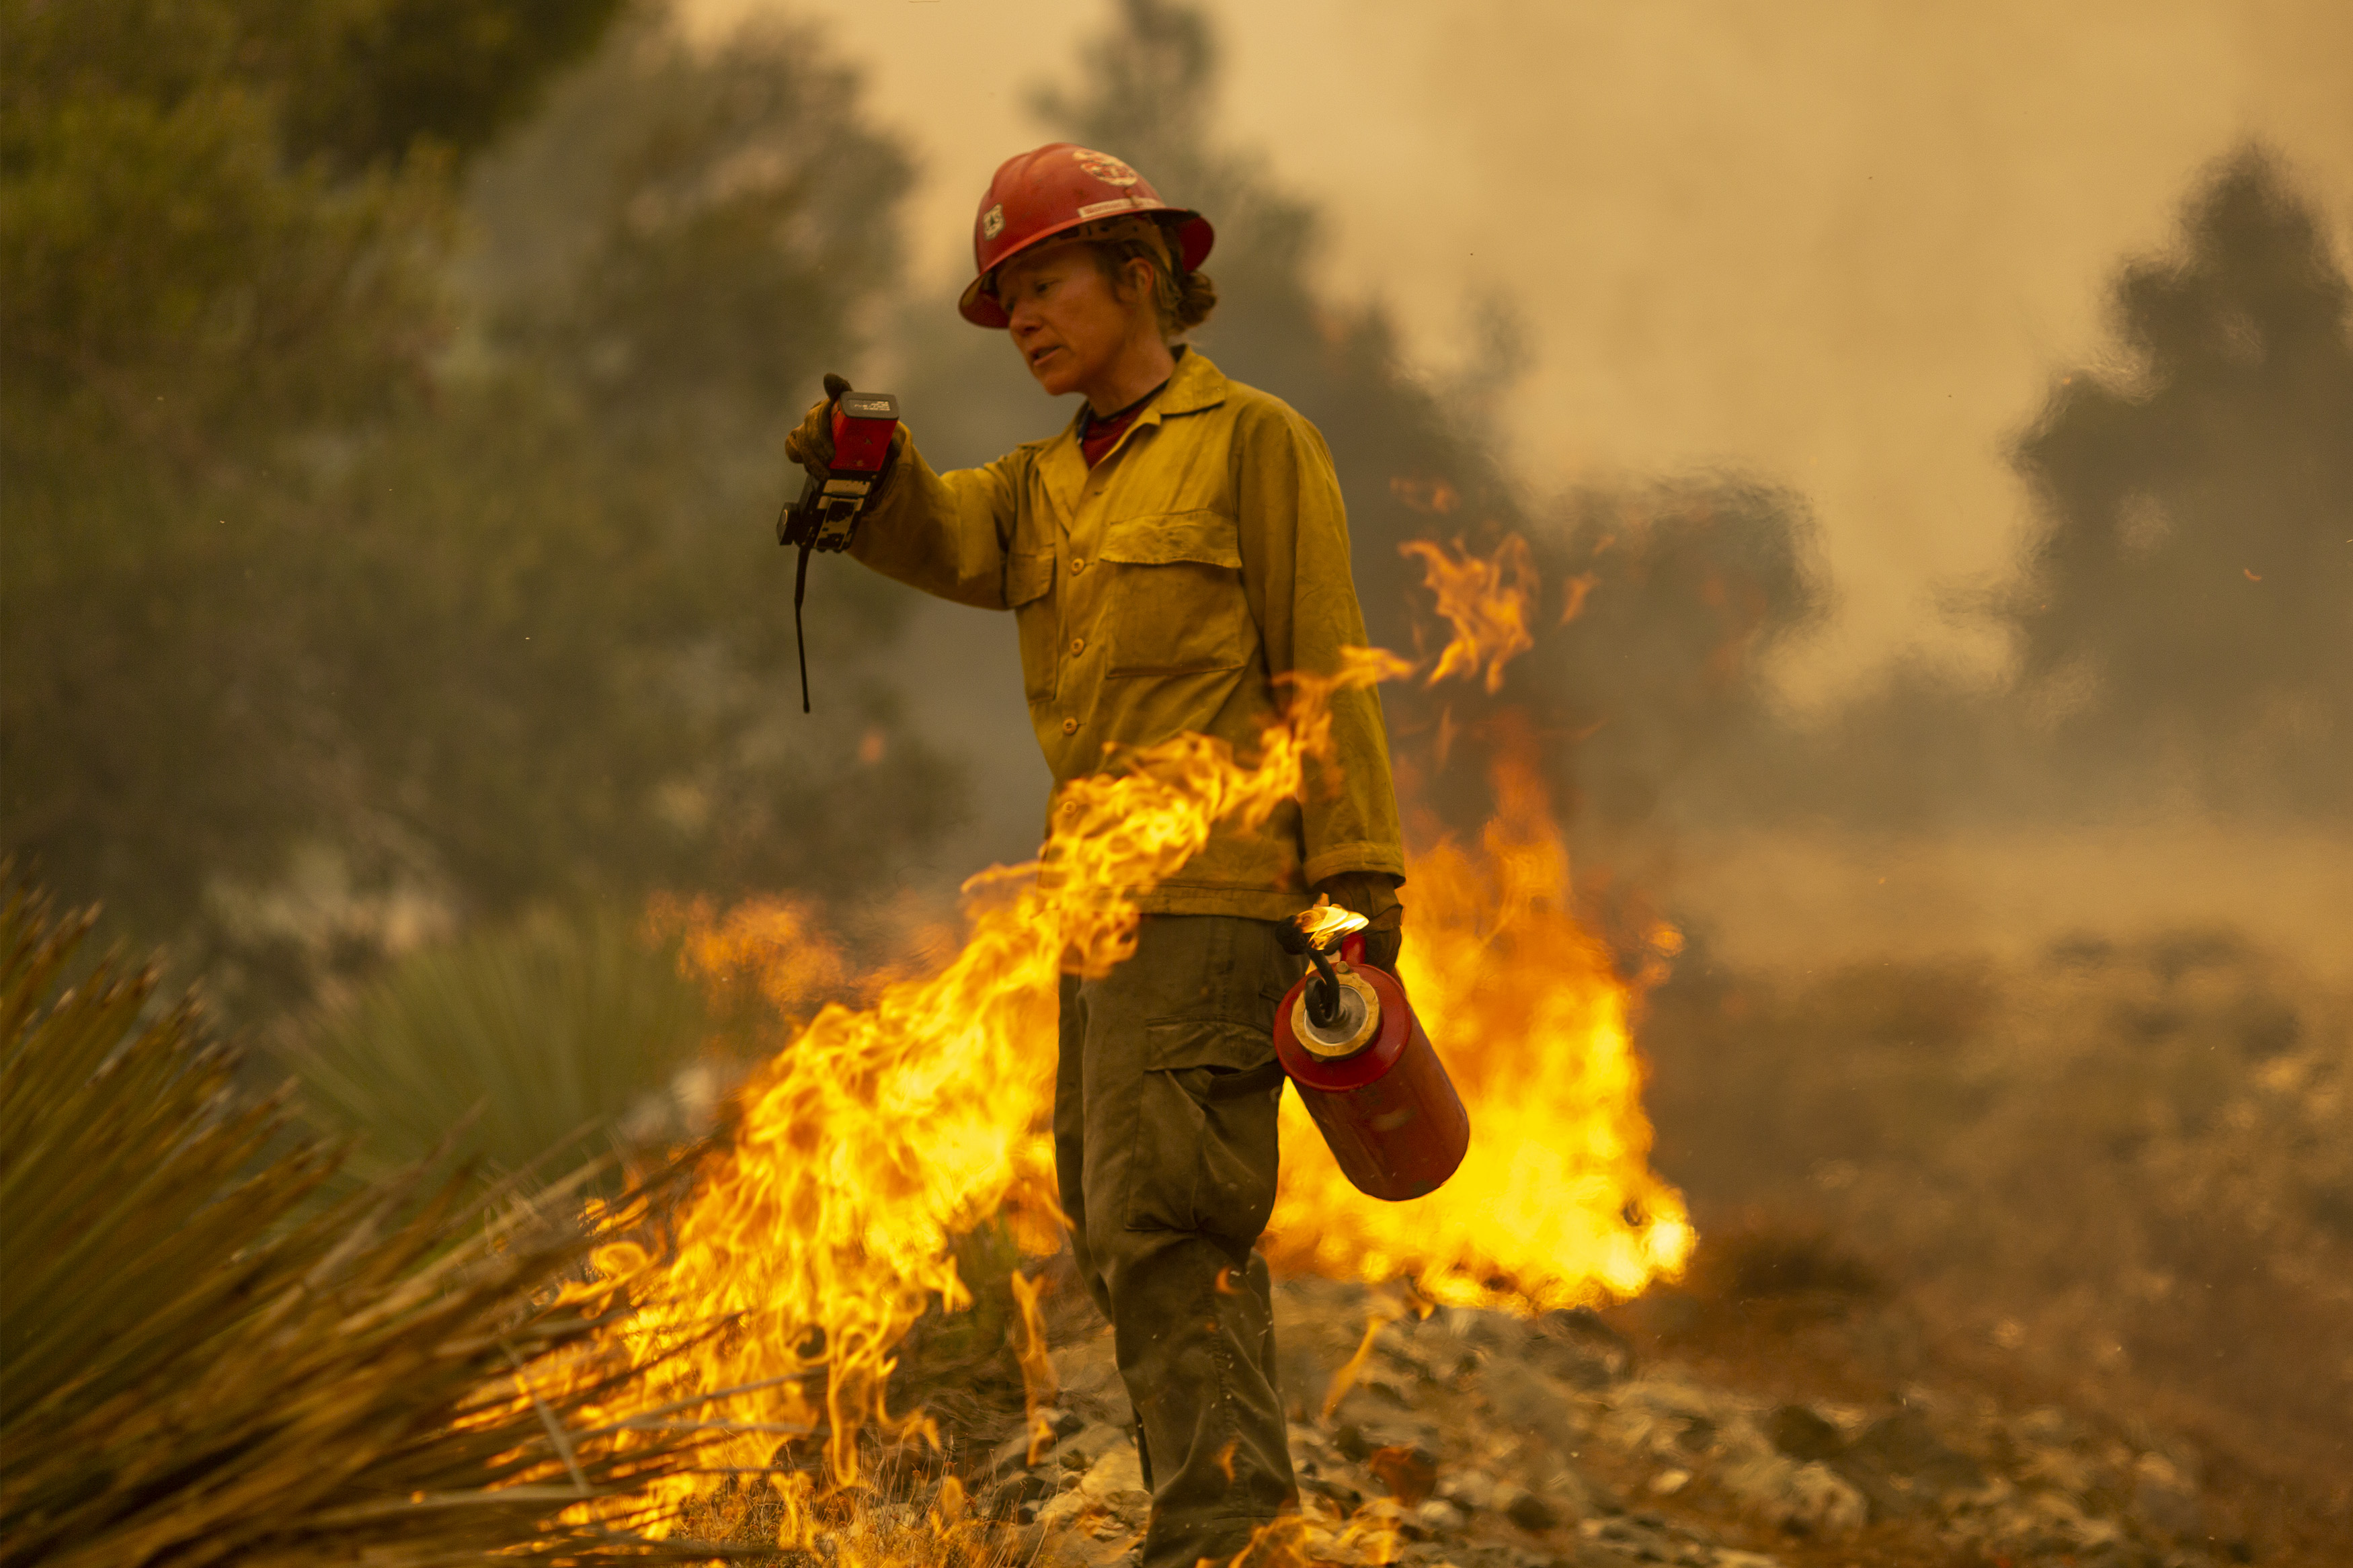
left=1070, top=557, right=1086, bottom=574
left=1070, top=638, right=1085, bottom=655
left=1061, top=717, right=1079, bottom=735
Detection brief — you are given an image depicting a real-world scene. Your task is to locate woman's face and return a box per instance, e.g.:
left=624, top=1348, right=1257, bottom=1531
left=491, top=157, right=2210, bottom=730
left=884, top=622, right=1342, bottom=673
left=996, top=243, right=1157, bottom=400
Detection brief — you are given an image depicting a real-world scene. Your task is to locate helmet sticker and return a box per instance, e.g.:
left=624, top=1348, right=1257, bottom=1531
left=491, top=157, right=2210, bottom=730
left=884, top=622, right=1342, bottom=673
left=981, top=203, right=1006, bottom=240
left=1072, top=148, right=1142, bottom=187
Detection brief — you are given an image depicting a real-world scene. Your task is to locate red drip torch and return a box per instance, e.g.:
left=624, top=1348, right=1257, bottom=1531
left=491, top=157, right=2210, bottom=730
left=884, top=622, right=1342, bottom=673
left=1273, top=905, right=1470, bottom=1202
left=778, top=373, right=900, bottom=713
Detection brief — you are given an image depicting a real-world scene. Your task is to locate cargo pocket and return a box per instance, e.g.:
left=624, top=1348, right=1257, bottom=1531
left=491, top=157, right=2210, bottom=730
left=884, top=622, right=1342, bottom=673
left=1099, top=509, right=1252, bottom=678
left=1126, top=1018, right=1285, bottom=1237
left=1006, top=550, right=1058, bottom=702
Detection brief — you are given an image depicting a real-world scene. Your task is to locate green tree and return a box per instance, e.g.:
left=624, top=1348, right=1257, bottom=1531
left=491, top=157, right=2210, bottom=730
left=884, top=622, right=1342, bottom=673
left=3, top=2, right=954, bottom=1016
left=2, top=0, right=464, bottom=950
left=2004, top=147, right=2353, bottom=815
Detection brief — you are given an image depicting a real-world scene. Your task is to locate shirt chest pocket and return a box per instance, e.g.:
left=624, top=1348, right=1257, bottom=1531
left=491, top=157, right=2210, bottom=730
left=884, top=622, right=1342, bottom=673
left=1096, top=509, right=1253, bottom=679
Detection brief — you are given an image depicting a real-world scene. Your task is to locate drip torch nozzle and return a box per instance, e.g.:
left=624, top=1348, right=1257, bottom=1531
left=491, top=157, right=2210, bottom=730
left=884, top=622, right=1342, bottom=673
left=1303, top=946, right=1343, bottom=1028
left=1279, top=896, right=1368, bottom=1029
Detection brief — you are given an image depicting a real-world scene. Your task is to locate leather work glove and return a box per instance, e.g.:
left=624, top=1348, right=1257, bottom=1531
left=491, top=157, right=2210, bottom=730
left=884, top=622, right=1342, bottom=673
left=783, top=393, right=837, bottom=485
left=784, top=382, right=908, bottom=495
left=1312, top=870, right=1404, bottom=972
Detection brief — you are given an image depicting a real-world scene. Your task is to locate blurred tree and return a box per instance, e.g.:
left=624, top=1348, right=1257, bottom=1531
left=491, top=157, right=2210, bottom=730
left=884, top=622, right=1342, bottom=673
left=1023, top=0, right=1517, bottom=655
left=287, top=0, right=634, bottom=169
left=2, top=0, right=459, bottom=950
left=1513, top=479, right=1826, bottom=830
left=1, top=2, right=954, bottom=1017
left=909, top=0, right=1827, bottom=850
left=2004, top=147, right=2353, bottom=815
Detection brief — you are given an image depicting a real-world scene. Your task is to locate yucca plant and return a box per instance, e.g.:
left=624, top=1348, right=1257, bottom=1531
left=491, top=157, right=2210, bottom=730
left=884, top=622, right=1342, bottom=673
left=280, top=907, right=717, bottom=1194
left=0, top=882, right=721, bottom=1565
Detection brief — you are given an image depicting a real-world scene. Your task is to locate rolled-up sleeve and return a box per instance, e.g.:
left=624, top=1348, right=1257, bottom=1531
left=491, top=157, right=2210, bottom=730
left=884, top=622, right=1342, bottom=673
left=848, top=433, right=1033, bottom=610
left=1231, top=405, right=1407, bottom=886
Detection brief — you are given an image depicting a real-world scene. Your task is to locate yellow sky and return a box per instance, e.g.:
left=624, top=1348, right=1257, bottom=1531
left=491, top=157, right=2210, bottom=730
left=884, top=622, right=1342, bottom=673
left=686, top=0, right=2352, bottom=696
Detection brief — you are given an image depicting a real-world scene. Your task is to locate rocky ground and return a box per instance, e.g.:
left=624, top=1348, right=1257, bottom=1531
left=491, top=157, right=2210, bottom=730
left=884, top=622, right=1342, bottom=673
left=965, top=1272, right=2314, bottom=1568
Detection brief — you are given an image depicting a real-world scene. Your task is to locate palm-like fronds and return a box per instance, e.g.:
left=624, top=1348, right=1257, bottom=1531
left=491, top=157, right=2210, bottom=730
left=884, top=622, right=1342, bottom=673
left=0, top=882, right=717, bottom=1565
left=279, top=907, right=714, bottom=1193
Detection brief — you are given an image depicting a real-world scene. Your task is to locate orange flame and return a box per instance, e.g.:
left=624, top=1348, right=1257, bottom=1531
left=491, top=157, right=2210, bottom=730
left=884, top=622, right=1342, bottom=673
left=1263, top=736, right=1693, bottom=1308
left=651, top=892, right=848, bottom=1017
left=1318, top=1305, right=1401, bottom=1424
left=545, top=533, right=1690, bottom=1546
left=1291, top=895, right=1369, bottom=950
left=555, top=649, right=1414, bottom=1533
left=1399, top=534, right=1539, bottom=693
left=1006, top=1270, right=1058, bottom=1465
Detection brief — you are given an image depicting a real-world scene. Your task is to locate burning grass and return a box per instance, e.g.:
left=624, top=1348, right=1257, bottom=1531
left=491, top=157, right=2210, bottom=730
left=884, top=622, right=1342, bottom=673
left=536, top=563, right=1695, bottom=1543
left=5, top=525, right=1709, bottom=1561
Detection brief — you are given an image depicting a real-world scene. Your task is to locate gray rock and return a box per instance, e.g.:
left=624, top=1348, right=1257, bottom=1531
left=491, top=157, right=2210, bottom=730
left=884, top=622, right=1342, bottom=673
left=1568, top=1547, right=1648, bottom=1568
left=1059, top=1421, right=1140, bottom=1467
left=2132, top=1453, right=2204, bottom=1540
left=1507, top=1488, right=1564, bottom=1532
left=1532, top=1309, right=1638, bottom=1388
left=1839, top=1408, right=1985, bottom=1497
left=1332, top=1413, right=1441, bottom=1462
left=1478, top=1360, right=1587, bottom=1453
left=1762, top=1404, right=1842, bottom=1462
left=1048, top=1334, right=1126, bottom=1423
left=984, top=1470, right=1055, bottom=1519
left=1580, top=1515, right=1677, bottom=1561
left=1438, top=1467, right=1500, bottom=1512
left=1414, top=1497, right=1468, bottom=1536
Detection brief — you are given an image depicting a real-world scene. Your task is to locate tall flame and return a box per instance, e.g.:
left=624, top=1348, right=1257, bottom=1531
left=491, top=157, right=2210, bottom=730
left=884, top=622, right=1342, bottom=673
left=1399, top=535, right=1538, bottom=693
left=1263, top=737, right=1692, bottom=1308
left=557, top=648, right=1418, bottom=1530
left=544, top=528, right=1689, bottom=1543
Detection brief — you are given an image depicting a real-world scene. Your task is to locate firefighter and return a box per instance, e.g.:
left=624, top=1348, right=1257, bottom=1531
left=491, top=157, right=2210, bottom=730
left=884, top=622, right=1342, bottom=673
left=787, top=142, right=1405, bottom=1568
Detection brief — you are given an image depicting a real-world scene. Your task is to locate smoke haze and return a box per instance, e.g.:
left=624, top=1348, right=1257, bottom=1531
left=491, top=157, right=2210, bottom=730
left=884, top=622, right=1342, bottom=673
left=9, top=1, right=2352, bottom=1547
left=692, top=0, right=2353, bottom=695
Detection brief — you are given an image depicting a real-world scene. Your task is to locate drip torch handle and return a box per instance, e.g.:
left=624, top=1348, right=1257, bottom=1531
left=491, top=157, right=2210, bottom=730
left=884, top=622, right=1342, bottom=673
left=1304, top=944, right=1343, bottom=1028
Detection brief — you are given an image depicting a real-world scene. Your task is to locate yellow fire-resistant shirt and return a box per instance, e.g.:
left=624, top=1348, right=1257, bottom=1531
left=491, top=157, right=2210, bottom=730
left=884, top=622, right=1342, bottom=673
left=849, top=349, right=1406, bottom=921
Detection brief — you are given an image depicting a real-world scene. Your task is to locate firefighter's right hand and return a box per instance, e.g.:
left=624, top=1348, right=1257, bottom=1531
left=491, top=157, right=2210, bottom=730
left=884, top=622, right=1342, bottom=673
left=784, top=397, right=835, bottom=484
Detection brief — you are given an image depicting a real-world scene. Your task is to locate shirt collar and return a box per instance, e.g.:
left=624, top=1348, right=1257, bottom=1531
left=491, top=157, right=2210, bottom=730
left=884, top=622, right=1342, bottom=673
left=1059, top=346, right=1230, bottom=444
left=1041, top=348, right=1230, bottom=515
left=1147, top=345, right=1228, bottom=421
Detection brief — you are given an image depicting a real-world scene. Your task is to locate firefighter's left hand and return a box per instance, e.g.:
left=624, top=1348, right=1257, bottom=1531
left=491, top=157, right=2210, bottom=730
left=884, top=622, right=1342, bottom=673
left=1313, top=871, right=1403, bottom=972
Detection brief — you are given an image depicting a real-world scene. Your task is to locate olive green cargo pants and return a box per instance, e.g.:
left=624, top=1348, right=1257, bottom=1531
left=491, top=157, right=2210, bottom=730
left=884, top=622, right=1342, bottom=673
left=1055, top=915, right=1304, bottom=1568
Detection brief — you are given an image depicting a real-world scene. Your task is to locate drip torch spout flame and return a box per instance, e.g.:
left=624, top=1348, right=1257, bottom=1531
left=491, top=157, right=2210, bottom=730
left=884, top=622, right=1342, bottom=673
left=1290, top=895, right=1369, bottom=952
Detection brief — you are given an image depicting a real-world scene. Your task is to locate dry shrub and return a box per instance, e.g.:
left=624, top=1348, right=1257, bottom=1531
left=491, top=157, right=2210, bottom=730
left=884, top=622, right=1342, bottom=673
left=1642, top=927, right=2353, bottom=1491
left=0, top=880, right=722, bottom=1565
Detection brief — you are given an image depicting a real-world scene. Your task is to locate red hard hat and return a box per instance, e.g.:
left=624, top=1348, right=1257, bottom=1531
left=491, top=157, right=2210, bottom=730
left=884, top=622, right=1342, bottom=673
left=959, top=143, right=1215, bottom=328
